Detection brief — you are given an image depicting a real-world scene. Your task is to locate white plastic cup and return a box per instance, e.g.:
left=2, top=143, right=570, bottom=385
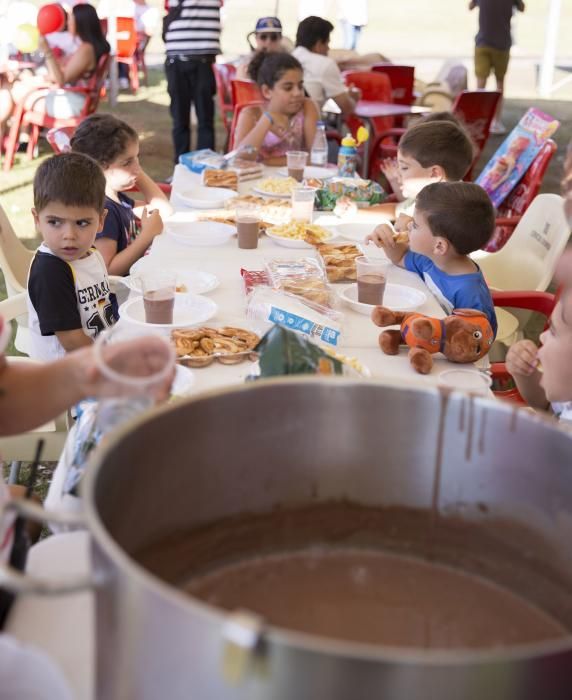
left=291, top=186, right=315, bottom=223
left=286, top=151, right=309, bottom=182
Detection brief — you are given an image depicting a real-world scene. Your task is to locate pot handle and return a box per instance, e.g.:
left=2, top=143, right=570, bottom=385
left=222, top=610, right=268, bottom=684
left=0, top=498, right=102, bottom=595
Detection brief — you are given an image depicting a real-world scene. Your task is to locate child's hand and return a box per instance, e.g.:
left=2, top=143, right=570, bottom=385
left=506, top=340, right=540, bottom=377
left=380, top=158, right=404, bottom=199
left=140, top=207, right=163, bottom=239
left=365, top=223, right=395, bottom=248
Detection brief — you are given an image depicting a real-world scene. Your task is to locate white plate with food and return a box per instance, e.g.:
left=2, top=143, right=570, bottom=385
left=127, top=261, right=219, bottom=295
left=166, top=220, right=235, bottom=247
left=119, top=293, right=218, bottom=330
left=339, top=283, right=427, bottom=314
left=173, top=186, right=236, bottom=209
left=332, top=222, right=378, bottom=243
left=276, top=166, right=335, bottom=180
left=266, top=221, right=335, bottom=249
left=252, top=177, right=299, bottom=199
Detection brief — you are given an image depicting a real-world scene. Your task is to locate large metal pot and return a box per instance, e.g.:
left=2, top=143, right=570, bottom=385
left=20, top=378, right=572, bottom=699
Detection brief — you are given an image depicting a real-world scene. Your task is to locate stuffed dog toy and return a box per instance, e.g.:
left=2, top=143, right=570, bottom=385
left=371, top=307, right=494, bottom=374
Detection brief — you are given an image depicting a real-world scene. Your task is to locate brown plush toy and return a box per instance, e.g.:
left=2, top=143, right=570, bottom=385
left=371, top=307, right=494, bottom=374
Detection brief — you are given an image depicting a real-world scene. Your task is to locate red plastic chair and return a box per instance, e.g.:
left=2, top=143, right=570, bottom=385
left=490, top=290, right=557, bottom=404
left=213, top=63, right=237, bottom=134
left=451, top=90, right=501, bottom=179
left=3, top=53, right=111, bottom=171
left=46, top=126, right=75, bottom=153
left=114, top=17, right=140, bottom=93
left=342, top=71, right=393, bottom=139
left=485, top=139, right=558, bottom=252
left=371, top=64, right=415, bottom=106
left=228, top=100, right=264, bottom=151
left=231, top=79, right=262, bottom=107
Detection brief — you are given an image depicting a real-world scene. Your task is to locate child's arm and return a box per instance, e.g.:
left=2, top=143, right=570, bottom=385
left=55, top=328, right=93, bottom=353
left=132, top=170, right=174, bottom=219
left=380, top=158, right=404, bottom=201
left=96, top=208, right=163, bottom=276
left=365, top=223, right=409, bottom=266
left=505, top=340, right=549, bottom=411
left=234, top=107, right=273, bottom=156
left=302, top=98, right=319, bottom=153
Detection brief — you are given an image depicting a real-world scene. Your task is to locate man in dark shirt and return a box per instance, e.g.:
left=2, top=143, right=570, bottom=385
left=469, top=0, right=525, bottom=134
left=163, top=0, right=222, bottom=162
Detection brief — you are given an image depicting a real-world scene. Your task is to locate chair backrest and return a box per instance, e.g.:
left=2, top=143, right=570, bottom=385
left=475, top=194, right=570, bottom=292
left=231, top=79, right=262, bottom=107
left=0, top=203, right=34, bottom=295
left=114, top=17, right=138, bottom=59
left=371, top=64, right=415, bottom=105
left=81, top=52, right=111, bottom=117
left=213, top=63, right=236, bottom=131
left=342, top=71, right=392, bottom=102
left=452, top=90, right=501, bottom=158
left=46, top=126, right=75, bottom=154
left=228, top=100, right=264, bottom=151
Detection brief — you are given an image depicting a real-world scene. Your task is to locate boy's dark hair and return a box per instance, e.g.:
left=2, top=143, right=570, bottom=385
left=71, top=113, right=138, bottom=169
left=420, top=111, right=463, bottom=127
left=415, top=182, right=495, bottom=255
left=399, top=121, right=474, bottom=180
left=295, top=16, right=334, bottom=50
left=248, top=51, right=303, bottom=88
left=33, top=153, right=106, bottom=213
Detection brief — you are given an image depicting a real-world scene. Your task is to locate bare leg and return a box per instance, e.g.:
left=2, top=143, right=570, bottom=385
left=494, top=76, right=505, bottom=123
left=476, top=77, right=487, bottom=89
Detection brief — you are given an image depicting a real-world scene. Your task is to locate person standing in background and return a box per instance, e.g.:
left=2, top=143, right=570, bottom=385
left=469, top=0, right=525, bottom=135
left=338, top=0, right=368, bottom=51
left=163, top=0, right=221, bottom=162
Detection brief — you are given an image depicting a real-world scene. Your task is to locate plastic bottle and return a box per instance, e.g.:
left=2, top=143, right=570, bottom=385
left=337, top=134, right=358, bottom=177
left=310, top=121, right=328, bottom=166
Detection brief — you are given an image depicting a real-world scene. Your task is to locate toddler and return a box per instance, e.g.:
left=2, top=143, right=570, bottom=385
left=234, top=51, right=319, bottom=166
left=27, top=153, right=118, bottom=361
left=71, top=113, right=173, bottom=276
left=506, top=296, right=572, bottom=421
left=371, top=181, right=497, bottom=336
left=370, top=119, right=475, bottom=230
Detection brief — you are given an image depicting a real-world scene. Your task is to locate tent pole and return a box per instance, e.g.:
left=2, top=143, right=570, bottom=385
left=538, top=0, right=561, bottom=97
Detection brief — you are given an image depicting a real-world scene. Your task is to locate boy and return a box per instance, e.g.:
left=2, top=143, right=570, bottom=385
left=469, top=0, right=525, bottom=134
left=371, top=181, right=497, bottom=337
left=27, top=152, right=118, bottom=361
left=370, top=120, right=475, bottom=228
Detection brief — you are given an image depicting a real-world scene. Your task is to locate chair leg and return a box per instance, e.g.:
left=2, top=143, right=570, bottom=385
left=26, top=124, right=39, bottom=160
left=2, top=105, right=24, bottom=171
left=8, top=461, right=21, bottom=485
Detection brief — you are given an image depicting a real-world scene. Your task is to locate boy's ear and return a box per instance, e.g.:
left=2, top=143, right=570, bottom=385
left=31, top=208, right=40, bottom=232
left=432, top=236, right=449, bottom=256
left=429, top=164, right=447, bottom=181
left=97, top=209, right=108, bottom=234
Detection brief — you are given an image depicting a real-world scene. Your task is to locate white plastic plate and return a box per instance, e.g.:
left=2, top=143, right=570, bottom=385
left=339, top=283, right=427, bottom=314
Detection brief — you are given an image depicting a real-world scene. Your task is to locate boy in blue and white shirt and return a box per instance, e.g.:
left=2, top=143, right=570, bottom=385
left=370, top=181, right=497, bottom=337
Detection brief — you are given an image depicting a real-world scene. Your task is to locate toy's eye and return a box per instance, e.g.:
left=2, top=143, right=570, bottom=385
left=473, top=330, right=483, bottom=340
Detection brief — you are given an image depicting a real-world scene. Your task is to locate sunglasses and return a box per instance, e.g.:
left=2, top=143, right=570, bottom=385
left=257, top=33, right=281, bottom=41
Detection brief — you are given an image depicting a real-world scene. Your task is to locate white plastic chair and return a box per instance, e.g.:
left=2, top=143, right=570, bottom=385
left=472, top=194, right=570, bottom=344
left=0, top=294, right=69, bottom=471
left=0, top=203, right=34, bottom=355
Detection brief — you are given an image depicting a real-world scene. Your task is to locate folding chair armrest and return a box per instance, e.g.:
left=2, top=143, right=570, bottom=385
left=0, top=293, right=28, bottom=322
left=491, top=290, right=556, bottom=317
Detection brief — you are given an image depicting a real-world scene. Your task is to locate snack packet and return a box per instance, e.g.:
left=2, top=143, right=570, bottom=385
left=179, top=149, right=226, bottom=174
left=314, top=177, right=386, bottom=211
left=246, top=286, right=343, bottom=347
left=255, top=325, right=361, bottom=377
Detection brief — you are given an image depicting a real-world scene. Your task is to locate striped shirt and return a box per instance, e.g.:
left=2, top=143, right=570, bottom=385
left=164, top=0, right=221, bottom=56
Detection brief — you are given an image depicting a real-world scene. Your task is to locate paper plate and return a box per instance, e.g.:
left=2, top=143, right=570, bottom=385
left=251, top=186, right=292, bottom=200
left=277, top=166, right=335, bottom=180
left=126, top=263, right=219, bottom=295
left=332, top=222, right=378, bottom=243
left=171, top=364, right=196, bottom=397
left=266, top=228, right=335, bottom=249
left=339, top=283, right=427, bottom=314
left=166, top=220, right=235, bottom=247
left=119, top=293, right=218, bottom=330
left=173, top=186, right=236, bottom=209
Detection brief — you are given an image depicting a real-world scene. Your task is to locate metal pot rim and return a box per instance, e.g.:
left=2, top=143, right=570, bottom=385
left=82, top=376, right=572, bottom=663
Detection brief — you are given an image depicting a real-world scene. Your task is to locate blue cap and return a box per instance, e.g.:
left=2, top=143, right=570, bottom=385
left=254, top=17, right=282, bottom=33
